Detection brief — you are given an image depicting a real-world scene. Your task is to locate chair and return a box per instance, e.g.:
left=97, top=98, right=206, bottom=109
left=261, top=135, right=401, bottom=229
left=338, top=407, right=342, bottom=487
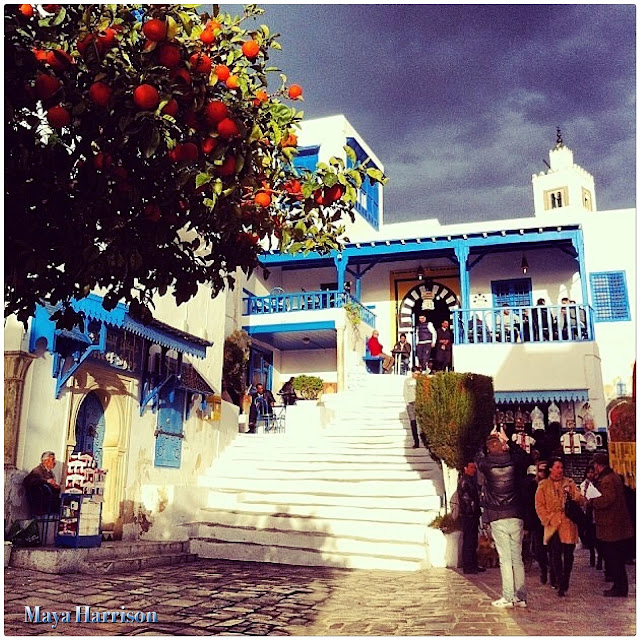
left=25, top=484, right=59, bottom=546
left=362, top=345, right=383, bottom=374
left=257, top=405, right=286, bottom=433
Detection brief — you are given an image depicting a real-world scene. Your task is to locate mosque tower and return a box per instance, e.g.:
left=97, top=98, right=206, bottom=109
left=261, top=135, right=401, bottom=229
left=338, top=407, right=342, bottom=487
left=532, top=128, right=597, bottom=216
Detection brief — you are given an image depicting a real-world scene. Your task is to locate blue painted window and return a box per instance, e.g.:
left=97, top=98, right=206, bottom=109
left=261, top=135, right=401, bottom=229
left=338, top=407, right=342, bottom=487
left=616, top=381, right=627, bottom=396
left=491, top=278, right=532, bottom=307
left=346, top=137, right=380, bottom=230
left=589, top=271, right=631, bottom=322
left=293, top=146, right=319, bottom=174
left=155, top=387, right=185, bottom=468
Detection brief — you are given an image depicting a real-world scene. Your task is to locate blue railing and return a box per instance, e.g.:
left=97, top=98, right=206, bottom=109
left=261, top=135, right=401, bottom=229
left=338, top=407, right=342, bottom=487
left=452, top=303, right=595, bottom=345
left=243, top=291, right=376, bottom=326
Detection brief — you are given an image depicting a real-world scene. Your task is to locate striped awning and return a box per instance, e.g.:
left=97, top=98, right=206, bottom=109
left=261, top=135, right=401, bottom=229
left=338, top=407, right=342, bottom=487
left=494, top=389, right=589, bottom=404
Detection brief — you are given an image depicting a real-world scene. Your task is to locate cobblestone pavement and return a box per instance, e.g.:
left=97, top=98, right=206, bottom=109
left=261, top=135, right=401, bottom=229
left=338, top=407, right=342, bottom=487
left=4, top=547, right=635, bottom=636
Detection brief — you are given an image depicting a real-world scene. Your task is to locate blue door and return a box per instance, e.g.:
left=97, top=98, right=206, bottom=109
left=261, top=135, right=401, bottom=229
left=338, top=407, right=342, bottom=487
left=248, top=347, right=273, bottom=390
left=155, top=387, right=186, bottom=468
left=74, top=392, right=106, bottom=467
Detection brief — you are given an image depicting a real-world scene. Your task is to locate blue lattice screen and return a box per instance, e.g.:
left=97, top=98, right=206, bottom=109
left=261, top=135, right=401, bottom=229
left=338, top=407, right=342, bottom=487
left=589, top=271, right=630, bottom=322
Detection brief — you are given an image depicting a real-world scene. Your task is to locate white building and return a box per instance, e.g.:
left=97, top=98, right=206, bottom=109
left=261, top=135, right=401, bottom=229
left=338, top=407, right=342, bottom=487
left=5, top=115, right=634, bottom=546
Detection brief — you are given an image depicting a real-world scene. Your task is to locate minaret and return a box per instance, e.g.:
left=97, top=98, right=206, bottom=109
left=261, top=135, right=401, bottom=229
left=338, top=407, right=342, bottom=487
left=532, top=128, right=597, bottom=216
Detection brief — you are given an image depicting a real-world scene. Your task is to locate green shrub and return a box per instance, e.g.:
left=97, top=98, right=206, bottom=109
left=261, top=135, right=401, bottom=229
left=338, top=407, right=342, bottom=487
left=415, top=372, right=495, bottom=470
left=222, top=330, right=251, bottom=405
left=292, top=375, right=324, bottom=400
left=429, top=513, right=461, bottom=534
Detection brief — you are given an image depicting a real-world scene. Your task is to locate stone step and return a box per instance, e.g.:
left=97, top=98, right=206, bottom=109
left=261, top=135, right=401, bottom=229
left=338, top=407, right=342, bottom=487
left=195, top=502, right=436, bottom=524
left=212, top=467, right=440, bottom=483
left=191, top=539, right=424, bottom=571
left=83, top=551, right=198, bottom=575
left=9, top=541, right=193, bottom=574
left=199, top=476, right=440, bottom=497
left=211, top=459, right=435, bottom=473
left=191, top=526, right=427, bottom=560
left=191, top=510, right=432, bottom=543
left=205, top=492, right=442, bottom=512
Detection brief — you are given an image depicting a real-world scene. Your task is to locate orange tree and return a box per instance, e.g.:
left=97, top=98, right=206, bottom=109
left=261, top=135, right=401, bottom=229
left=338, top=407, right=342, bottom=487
left=5, top=4, right=386, bottom=327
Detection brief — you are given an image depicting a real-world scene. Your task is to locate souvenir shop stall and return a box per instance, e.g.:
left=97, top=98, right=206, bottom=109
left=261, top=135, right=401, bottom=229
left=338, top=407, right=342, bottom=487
left=55, top=453, right=106, bottom=548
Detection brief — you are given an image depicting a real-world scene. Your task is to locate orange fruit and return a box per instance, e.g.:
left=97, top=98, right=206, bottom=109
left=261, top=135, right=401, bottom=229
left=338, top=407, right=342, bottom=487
left=200, top=28, right=215, bottom=44
left=168, top=147, right=182, bottom=163
left=171, top=68, right=191, bottom=85
left=180, top=142, right=199, bottom=162
left=254, top=191, right=271, bottom=208
left=19, top=4, right=33, bottom=17
left=156, top=44, right=181, bottom=68
left=217, top=117, right=239, bottom=139
left=313, top=189, right=326, bottom=206
left=133, top=84, right=159, bottom=110
left=281, top=133, right=298, bottom=148
left=201, top=137, right=217, bottom=154
left=161, top=98, right=179, bottom=117
left=217, top=155, right=236, bottom=177
left=34, top=74, right=60, bottom=100
left=253, top=89, right=268, bottom=106
left=204, top=100, right=228, bottom=124
left=88, top=82, right=112, bottom=107
left=76, top=34, right=96, bottom=58
left=189, top=53, right=211, bottom=75
left=207, top=19, right=221, bottom=32
left=214, top=64, right=230, bottom=81
left=325, top=184, right=344, bottom=203
left=46, top=49, right=73, bottom=71
left=98, top=27, right=117, bottom=49
left=225, top=75, right=239, bottom=90
left=46, top=105, right=70, bottom=128
left=288, top=84, right=303, bottom=99
left=242, top=40, right=260, bottom=59
left=142, top=19, right=167, bottom=42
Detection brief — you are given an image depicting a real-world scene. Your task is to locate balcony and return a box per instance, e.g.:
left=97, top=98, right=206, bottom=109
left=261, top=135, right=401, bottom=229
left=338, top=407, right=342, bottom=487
left=452, top=303, right=594, bottom=345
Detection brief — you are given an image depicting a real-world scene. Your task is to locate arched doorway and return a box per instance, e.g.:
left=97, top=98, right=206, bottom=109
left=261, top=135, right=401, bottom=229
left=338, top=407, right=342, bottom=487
left=397, top=281, right=460, bottom=333
left=74, top=391, right=106, bottom=467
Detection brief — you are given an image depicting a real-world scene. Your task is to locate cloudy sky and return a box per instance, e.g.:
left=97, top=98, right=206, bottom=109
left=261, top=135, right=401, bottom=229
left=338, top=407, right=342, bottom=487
left=220, top=4, right=636, bottom=224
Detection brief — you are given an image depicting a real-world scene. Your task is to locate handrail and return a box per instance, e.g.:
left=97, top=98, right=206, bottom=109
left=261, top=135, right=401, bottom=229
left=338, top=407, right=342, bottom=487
left=452, top=303, right=594, bottom=345
left=242, top=290, right=376, bottom=326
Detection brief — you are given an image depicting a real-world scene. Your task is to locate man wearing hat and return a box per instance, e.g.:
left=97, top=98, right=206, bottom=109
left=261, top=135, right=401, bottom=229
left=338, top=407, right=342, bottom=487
left=476, top=428, right=528, bottom=608
left=590, top=452, right=634, bottom=597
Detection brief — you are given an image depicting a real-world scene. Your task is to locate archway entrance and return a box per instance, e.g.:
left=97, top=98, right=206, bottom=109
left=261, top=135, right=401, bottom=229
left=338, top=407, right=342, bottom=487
left=397, top=281, right=460, bottom=334
left=74, top=391, right=106, bottom=467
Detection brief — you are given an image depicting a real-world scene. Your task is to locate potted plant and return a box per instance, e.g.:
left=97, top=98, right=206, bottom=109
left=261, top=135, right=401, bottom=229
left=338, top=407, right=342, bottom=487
left=427, top=513, right=463, bottom=568
left=292, top=375, right=324, bottom=401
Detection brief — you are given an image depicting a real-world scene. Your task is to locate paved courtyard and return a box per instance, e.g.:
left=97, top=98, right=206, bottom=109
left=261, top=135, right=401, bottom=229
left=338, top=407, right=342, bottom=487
left=4, top=547, right=635, bottom=636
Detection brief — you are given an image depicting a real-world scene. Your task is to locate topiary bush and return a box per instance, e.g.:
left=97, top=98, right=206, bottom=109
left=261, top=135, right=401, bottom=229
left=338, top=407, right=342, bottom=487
left=415, top=371, right=495, bottom=471
left=292, top=375, right=324, bottom=400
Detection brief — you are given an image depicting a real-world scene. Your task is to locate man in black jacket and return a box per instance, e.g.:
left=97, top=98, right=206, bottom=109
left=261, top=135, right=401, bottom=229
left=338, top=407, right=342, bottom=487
left=458, top=461, right=485, bottom=574
left=476, top=429, right=528, bottom=608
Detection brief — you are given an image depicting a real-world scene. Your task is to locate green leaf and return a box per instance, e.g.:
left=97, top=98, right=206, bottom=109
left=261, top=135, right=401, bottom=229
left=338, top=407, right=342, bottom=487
left=52, top=7, right=67, bottom=25
left=196, top=173, right=213, bottom=188
left=144, top=128, right=161, bottom=158
left=345, top=145, right=357, bottom=163
left=366, top=167, right=385, bottom=183
left=204, top=195, right=217, bottom=210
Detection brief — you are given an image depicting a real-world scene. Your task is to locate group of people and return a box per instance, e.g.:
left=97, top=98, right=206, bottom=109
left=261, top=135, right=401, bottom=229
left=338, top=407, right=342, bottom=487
left=367, top=315, right=453, bottom=374
left=459, top=429, right=634, bottom=608
left=475, top=298, right=587, bottom=344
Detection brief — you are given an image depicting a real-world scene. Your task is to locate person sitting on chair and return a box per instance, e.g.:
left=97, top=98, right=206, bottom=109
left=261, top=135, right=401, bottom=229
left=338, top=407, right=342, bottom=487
left=392, top=333, right=412, bottom=374
left=23, top=451, right=61, bottom=515
left=248, top=383, right=276, bottom=433
left=278, top=377, right=298, bottom=406
left=367, top=330, right=394, bottom=373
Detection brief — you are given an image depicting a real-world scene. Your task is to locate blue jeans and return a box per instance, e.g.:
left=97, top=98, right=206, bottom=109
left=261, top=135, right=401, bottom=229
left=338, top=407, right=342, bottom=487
left=490, top=518, right=526, bottom=601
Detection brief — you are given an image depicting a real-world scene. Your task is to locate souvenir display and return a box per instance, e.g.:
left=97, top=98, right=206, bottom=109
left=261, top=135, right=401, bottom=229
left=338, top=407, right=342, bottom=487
left=531, top=406, right=545, bottom=431
left=548, top=402, right=561, bottom=423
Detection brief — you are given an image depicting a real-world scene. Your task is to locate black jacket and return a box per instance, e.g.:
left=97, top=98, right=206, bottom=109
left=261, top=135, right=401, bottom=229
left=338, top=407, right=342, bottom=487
left=476, top=441, right=526, bottom=523
left=458, top=474, right=481, bottom=518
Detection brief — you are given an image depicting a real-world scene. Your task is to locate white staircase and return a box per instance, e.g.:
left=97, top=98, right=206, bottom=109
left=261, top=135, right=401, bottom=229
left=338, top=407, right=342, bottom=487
left=189, top=373, right=445, bottom=570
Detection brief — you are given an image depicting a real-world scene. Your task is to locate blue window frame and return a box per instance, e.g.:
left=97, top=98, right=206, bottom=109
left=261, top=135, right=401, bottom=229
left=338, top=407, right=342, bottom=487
left=292, top=145, right=319, bottom=174
left=155, top=387, right=185, bottom=468
left=616, top=381, right=628, bottom=397
left=346, top=137, right=380, bottom=230
left=491, top=278, right=532, bottom=307
left=589, top=271, right=631, bottom=322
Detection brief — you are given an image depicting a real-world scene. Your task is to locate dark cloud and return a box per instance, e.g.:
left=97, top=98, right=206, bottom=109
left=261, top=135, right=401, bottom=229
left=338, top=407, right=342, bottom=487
left=219, top=4, right=636, bottom=223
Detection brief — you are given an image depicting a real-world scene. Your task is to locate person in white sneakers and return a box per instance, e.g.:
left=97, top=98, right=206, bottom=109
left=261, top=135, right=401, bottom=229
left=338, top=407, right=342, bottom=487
left=476, top=428, right=528, bottom=608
